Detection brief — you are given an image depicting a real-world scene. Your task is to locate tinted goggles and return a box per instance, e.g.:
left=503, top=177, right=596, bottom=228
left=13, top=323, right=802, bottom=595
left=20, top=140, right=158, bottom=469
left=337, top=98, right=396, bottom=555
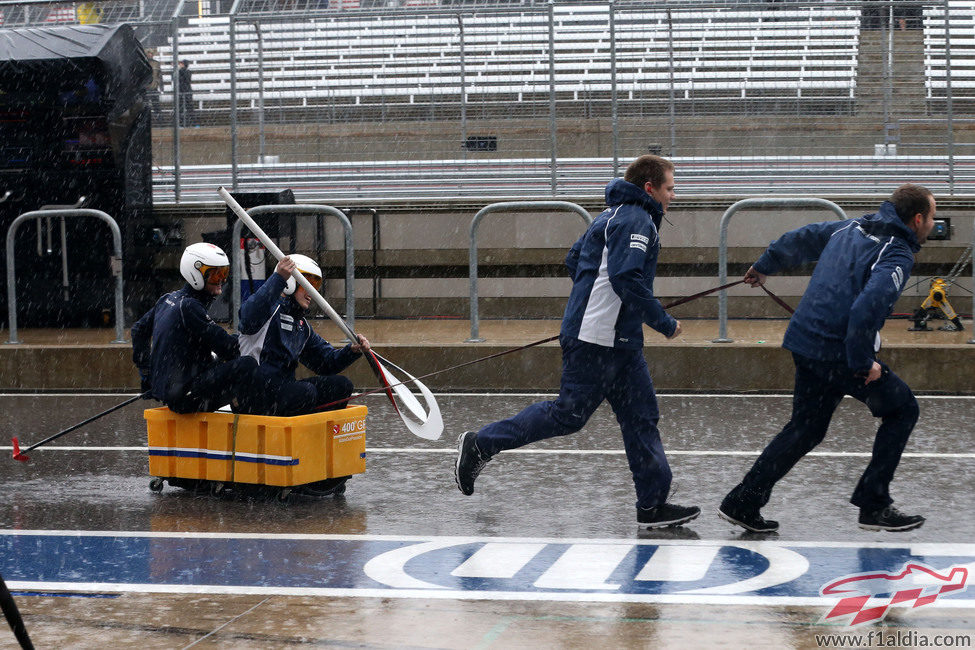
left=300, top=272, right=323, bottom=291
left=202, top=265, right=230, bottom=285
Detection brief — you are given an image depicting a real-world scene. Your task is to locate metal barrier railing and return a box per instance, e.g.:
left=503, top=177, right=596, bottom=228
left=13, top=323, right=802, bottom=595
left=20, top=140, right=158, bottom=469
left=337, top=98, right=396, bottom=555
left=231, top=205, right=355, bottom=334
left=5, top=209, right=126, bottom=345
left=467, top=201, right=593, bottom=342
left=714, top=197, right=848, bottom=343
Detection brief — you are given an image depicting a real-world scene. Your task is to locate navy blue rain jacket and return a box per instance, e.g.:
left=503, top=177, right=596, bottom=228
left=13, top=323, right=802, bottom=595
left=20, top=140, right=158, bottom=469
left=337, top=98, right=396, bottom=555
left=131, top=284, right=240, bottom=403
left=560, top=178, right=677, bottom=348
left=237, top=273, right=360, bottom=380
left=754, top=201, right=921, bottom=372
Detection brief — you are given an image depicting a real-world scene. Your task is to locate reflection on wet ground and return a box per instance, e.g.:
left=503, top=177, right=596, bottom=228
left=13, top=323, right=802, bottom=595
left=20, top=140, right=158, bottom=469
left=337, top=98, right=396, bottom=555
left=3, top=393, right=972, bottom=541
left=1, top=393, right=973, bottom=648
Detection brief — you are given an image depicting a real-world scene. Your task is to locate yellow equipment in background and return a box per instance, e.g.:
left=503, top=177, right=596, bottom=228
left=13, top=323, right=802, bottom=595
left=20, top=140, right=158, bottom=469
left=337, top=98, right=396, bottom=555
left=909, top=244, right=971, bottom=332
left=145, top=405, right=367, bottom=500
left=76, top=3, right=102, bottom=24
left=910, top=277, right=964, bottom=331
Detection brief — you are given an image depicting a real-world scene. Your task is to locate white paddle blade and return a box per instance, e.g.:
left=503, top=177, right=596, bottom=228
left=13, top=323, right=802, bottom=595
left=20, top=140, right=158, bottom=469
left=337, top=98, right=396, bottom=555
left=374, top=354, right=443, bottom=441
left=400, top=378, right=443, bottom=441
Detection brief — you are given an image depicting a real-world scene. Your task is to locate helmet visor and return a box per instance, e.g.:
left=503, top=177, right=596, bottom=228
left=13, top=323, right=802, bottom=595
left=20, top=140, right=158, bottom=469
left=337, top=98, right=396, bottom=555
left=300, top=272, right=323, bottom=292
left=202, top=265, right=230, bottom=285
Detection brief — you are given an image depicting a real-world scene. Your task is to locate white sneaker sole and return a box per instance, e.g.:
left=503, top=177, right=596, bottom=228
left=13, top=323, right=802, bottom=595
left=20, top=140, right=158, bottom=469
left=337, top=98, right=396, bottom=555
left=717, top=508, right=779, bottom=533
left=858, top=520, right=925, bottom=532
left=454, top=432, right=471, bottom=495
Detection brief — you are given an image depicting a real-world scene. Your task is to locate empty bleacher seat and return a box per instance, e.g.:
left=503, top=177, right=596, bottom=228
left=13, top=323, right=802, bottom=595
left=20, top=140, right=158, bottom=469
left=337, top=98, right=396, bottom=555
left=155, top=5, right=860, bottom=120
left=924, top=0, right=975, bottom=105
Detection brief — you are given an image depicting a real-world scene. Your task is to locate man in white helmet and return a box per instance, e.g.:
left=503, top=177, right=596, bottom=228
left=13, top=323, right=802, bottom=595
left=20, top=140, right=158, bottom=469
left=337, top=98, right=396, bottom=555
left=236, top=254, right=370, bottom=416
left=132, top=242, right=258, bottom=413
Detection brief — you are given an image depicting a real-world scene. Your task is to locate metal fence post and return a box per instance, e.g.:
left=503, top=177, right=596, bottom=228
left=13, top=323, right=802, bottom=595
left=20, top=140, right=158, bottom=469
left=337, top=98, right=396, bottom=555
left=171, top=14, right=181, bottom=202
left=458, top=13, right=467, bottom=160
left=714, top=198, right=847, bottom=343
left=231, top=205, right=355, bottom=335
left=944, top=0, right=955, bottom=194
left=6, top=210, right=127, bottom=345
left=229, top=13, right=240, bottom=191
left=610, top=0, right=618, bottom=177
left=468, top=201, right=593, bottom=342
left=667, top=8, right=676, bottom=156
left=548, top=0, right=557, bottom=194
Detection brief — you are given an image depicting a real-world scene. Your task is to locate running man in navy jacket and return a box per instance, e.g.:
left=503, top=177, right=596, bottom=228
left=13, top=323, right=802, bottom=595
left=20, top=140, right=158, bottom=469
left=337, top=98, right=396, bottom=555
left=719, top=184, right=936, bottom=533
left=454, top=155, right=700, bottom=529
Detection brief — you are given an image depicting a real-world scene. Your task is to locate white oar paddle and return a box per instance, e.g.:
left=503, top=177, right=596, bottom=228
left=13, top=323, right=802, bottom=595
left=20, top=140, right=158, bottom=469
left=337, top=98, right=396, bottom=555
left=219, top=187, right=443, bottom=440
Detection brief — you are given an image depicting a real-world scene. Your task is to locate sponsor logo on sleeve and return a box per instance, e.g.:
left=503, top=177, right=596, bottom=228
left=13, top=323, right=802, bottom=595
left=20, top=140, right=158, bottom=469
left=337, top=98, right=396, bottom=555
left=891, top=266, right=904, bottom=291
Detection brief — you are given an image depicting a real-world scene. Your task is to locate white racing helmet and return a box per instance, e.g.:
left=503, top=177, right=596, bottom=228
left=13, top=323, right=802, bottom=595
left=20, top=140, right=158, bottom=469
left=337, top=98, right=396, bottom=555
left=284, top=253, right=323, bottom=296
left=180, top=242, right=230, bottom=290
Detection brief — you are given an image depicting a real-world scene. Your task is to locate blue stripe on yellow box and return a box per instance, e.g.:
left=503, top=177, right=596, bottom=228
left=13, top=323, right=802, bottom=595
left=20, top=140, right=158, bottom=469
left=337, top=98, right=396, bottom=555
left=145, top=406, right=367, bottom=488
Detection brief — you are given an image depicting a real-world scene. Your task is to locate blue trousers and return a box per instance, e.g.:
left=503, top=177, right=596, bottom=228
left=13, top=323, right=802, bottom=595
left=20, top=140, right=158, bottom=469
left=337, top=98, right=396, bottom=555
left=728, top=352, right=919, bottom=512
left=476, top=335, right=671, bottom=509
left=167, top=356, right=258, bottom=414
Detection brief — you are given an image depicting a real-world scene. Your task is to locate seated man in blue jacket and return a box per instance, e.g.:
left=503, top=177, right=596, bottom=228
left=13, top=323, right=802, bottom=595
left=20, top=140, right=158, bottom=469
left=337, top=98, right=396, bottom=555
left=719, top=184, right=936, bottom=533
left=237, top=253, right=369, bottom=416
left=454, top=154, right=700, bottom=529
left=132, top=242, right=258, bottom=413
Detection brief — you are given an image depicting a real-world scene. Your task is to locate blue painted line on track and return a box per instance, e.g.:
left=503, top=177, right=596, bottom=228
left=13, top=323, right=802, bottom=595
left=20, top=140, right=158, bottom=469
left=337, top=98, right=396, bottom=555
left=1, top=532, right=973, bottom=607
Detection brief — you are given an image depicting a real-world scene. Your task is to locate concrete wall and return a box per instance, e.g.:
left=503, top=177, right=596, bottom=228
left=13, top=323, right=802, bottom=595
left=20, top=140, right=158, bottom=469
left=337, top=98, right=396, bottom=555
left=2, top=342, right=972, bottom=393
left=157, top=196, right=974, bottom=320
left=151, top=117, right=975, bottom=165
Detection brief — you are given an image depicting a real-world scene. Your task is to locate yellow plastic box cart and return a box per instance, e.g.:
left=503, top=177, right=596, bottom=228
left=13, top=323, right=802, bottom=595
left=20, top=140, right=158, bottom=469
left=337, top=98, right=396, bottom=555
left=145, top=405, right=367, bottom=500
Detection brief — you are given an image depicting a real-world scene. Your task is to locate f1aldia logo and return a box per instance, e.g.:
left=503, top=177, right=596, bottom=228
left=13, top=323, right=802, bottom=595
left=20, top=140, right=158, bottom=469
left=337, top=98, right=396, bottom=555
left=820, top=562, right=969, bottom=626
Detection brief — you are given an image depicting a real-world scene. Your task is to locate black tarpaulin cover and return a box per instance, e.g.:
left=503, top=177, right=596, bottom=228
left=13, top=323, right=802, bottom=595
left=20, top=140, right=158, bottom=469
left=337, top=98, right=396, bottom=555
left=0, top=23, right=150, bottom=107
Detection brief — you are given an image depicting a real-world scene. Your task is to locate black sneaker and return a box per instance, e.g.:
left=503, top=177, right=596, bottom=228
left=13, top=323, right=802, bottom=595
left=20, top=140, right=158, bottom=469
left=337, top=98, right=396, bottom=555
left=718, top=499, right=779, bottom=533
left=637, top=503, right=700, bottom=528
left=455, top=431, right=490, bottom=496
left=858, top=505, right=925, bottom=532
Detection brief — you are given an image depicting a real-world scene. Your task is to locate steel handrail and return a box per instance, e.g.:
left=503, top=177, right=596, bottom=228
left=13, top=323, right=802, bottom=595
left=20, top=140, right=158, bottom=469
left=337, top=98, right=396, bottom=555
left=6, top=209, right=126, bottom=344
left=232, top=204, right=355, bottom=333
left=715, top=197, right=847, bottom=343
left=468, top=200, right=592, bottom=342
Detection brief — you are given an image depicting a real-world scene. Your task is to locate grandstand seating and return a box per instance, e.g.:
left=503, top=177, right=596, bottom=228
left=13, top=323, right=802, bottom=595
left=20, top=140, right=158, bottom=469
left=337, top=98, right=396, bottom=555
left=924, top=1, right=975, bottom=106
left=155, top=4, right=861, bottom=121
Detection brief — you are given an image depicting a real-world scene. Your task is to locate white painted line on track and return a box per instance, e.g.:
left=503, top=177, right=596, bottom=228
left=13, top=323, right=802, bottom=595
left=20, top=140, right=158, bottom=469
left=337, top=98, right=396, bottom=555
left=2, top=529, right=971, bottom=548
left=2, top=446, right=973, bottom=459
left=6, top=580, right=975, bottom=608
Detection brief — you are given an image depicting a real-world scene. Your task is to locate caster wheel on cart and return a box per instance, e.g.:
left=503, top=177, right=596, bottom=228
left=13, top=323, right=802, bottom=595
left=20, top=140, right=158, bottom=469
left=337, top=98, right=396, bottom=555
left=149, top=477, right=165, bottom=492
left=297, top=476, right=350, bottom=497
left=277, top=488, right=292, bottom=502
left=210, top=482, right=226, bottom=497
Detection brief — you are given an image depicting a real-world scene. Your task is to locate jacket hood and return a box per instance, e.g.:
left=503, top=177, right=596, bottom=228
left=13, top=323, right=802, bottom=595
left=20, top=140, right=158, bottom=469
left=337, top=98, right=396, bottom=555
left=605, top=178, right=664, bottom=228
left=862, top=201, right=922, bottom=253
